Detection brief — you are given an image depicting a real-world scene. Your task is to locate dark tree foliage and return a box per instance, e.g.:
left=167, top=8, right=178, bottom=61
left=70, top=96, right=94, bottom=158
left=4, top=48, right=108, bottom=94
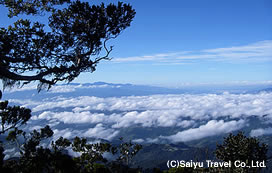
left=0, top=0, right=139, bottom=172
left=3, top=125, right=78, bottom=173
left=0, top=0, right=136, bottom=90
left=1, top=0, right=71, bottom=17
left=0, top=145, right=4, bottom=168
left=0, top=101, right=31, bottom=134
left=216, top=131, right=268, bottom=172
left=117, top=137, right=142, bottom=166
left=3, top=125, right=142, bottom=172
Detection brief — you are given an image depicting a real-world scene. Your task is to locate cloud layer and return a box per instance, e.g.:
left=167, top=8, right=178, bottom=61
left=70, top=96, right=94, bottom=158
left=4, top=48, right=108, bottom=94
left=8, top=91, right=272, bottom=143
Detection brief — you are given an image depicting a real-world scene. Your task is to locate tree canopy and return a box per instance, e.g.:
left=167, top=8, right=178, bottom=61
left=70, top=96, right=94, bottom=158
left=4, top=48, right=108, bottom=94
left=216, top=131, right=268, bottom=172
left=0, top=0, right=136, bottom=91
left=0, top=1, right=140, bottom=172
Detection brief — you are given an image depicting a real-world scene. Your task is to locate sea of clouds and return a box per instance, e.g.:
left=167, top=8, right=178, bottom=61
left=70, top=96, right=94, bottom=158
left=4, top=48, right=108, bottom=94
left=7, top=91, right=272, bottom=144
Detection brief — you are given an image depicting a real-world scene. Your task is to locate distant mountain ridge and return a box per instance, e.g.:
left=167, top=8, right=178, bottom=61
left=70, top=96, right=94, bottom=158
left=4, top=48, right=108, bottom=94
left=3, top=81, right=272, bottom=101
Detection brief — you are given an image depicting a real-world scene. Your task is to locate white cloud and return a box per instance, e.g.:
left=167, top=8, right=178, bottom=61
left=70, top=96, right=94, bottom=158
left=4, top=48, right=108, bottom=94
left=29, top=92, right=272, bottom=121
left=177, top=120, right=195, bottom=128
left=49, top=84, right=121, bottom=93
left=29, top=125, right=43, bottom=131
left=145, top=138, right=160, bottom=143
left=250, top=127, right=272, bottom=137
left=49, top=85, right=78, bottom=93
left=110, top=40, right=272, bottom=64
left=162, top=119, right=246, bottom=143
left=5, top=83, right=121, bottom=93
left=203, top=40, right=272, bottom=53
left=132, top=138, right=145, bottom=143
left=52, top=124, right=119, bottom=141
left=53, top=128, right=79, bottom=141
left=112, top=52, right=185, bottom=63
left=9, top=91, right=272, bottom=142
left=5, top=85, right=37, bottom=93
left=83, top=124, right=119, bottom=141
left=37, top=111, right=108, bottom=124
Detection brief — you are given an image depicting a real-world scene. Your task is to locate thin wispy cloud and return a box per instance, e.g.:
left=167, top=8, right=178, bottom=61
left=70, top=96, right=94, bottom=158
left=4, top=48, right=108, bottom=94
left=112, top=51, right=190, bottom=63
left=203, top=40, right=272, bottom=53
left=112, top=40, right=272, bottom=64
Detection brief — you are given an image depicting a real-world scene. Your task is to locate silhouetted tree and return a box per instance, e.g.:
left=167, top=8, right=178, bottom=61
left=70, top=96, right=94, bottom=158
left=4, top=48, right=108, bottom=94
left=0, top=0, right=135, bottom=91
left=216, top=131, right=268, bottom=172
left=0, top=0, right=137, bottom=172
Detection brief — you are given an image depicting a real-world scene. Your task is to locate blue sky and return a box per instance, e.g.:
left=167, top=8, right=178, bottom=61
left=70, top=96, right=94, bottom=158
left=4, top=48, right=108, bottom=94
left=80, top=0, right=272, bottom=86
left=1, top=0, right=272, bottom=87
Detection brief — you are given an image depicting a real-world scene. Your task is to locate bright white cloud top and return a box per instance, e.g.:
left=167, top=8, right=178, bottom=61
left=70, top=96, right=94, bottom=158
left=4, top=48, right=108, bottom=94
left=8, top=90, right=272, bottom=143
